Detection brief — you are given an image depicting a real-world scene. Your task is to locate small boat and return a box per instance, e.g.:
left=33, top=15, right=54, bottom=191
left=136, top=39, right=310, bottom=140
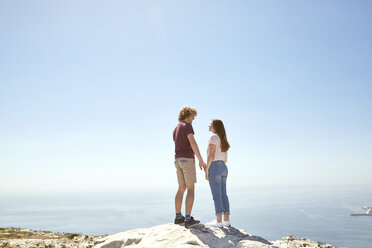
left=351, top=206, right=372, bottom=216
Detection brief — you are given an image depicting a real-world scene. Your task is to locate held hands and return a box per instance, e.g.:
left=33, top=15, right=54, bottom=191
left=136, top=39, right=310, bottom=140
left=199, top=160, right=207, bottom=171
left=198, top=159, right=208, bottom=180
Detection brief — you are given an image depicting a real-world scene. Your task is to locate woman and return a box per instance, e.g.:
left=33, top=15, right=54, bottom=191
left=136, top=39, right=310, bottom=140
left=205, top=119, right=231, bottom=227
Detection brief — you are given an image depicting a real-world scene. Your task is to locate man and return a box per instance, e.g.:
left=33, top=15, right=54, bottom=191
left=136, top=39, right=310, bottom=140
left=173, top=106, right=207, bottom=228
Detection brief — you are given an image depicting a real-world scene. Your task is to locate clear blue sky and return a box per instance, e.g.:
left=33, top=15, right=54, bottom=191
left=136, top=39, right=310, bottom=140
left=1, top=0, right=371, bottom=193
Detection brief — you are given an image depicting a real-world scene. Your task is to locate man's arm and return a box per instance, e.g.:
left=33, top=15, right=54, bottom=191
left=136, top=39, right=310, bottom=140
left=187, top=133, right=206, bottom=171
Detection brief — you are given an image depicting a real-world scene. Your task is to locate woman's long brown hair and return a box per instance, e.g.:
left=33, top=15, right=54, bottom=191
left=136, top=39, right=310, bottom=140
left=212, top=119, right=230, bottom=152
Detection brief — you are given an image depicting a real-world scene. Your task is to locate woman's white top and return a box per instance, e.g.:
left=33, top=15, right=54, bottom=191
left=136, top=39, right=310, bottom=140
left=208, top=134, right=228, bottom=163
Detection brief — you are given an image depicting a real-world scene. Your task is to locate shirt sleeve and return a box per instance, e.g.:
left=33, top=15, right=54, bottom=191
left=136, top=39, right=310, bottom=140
left=184, top=124, right=194, bottom=136
left=209, top=134, right=218, bottom=145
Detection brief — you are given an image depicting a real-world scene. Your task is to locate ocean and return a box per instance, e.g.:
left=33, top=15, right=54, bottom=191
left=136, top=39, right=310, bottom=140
left=0, top=185, right=371, bottom=248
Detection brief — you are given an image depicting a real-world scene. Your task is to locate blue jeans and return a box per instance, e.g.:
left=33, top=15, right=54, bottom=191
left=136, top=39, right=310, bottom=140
left=208, top=161, right=230, bottom=216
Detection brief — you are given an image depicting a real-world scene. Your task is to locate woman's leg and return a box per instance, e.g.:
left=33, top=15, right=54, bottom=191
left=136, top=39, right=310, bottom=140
left=208, top=162, right=224, bottom=220
left=221, top=164, right=230, bottom=221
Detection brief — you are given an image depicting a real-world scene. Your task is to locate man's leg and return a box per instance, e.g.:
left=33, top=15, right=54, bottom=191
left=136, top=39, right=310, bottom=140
left=184, top=182, right=200, bottom=228
left=175, top=184, right=186, bottom=214
left=185, top=183, right=195, bottom=216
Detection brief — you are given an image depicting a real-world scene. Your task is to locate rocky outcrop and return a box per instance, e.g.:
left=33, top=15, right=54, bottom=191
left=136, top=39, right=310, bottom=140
left=93, top=223, right=335, bottom=248
left=0, top=227, right=105, bottom=248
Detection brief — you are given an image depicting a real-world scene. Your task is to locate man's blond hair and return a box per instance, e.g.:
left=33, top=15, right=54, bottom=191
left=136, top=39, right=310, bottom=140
left=178, top=106, right=197, bottom=122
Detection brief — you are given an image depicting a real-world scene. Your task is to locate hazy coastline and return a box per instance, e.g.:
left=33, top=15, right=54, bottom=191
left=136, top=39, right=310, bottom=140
left=1, top=185, right=371, bottom=248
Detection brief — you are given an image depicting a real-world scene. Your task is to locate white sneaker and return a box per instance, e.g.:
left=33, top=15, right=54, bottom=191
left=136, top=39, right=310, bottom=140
left=205, top=220, right=223, bottom=227
left=222, top=220, right=231, bottom=227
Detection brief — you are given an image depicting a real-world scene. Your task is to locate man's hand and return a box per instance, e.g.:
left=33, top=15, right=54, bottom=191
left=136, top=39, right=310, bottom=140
left=199, top=161, right=207, bottom=171
left=187, top=133, right=206, bottom=171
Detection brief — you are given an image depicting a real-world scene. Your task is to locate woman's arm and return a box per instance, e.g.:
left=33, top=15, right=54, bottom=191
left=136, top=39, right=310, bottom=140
left=206, top=143, right=216, bottom=180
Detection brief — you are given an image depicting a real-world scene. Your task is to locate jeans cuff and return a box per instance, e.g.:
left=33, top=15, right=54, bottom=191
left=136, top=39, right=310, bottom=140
left=223, top=211, right=230, bottom=215
left=215, top=212, right=223, bottom=216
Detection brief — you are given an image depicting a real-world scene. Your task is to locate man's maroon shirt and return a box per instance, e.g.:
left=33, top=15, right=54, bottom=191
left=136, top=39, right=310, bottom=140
left=173, top=122, right=195, bottom=158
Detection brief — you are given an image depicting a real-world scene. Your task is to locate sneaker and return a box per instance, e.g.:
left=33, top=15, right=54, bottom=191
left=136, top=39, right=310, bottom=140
left=184, top=216, right=200, bottom=228
left=205, top=220, right=223, bottom=228
left=174, top=216, right=185, bottom=225
left=222, top=220, right=231, bottom=227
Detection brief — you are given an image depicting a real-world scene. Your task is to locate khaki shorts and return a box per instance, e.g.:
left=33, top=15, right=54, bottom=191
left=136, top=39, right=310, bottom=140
left=175, top=157, right=196, bottom=185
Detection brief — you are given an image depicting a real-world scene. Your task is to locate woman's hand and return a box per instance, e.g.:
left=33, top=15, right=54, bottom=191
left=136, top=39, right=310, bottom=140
left=205, top=171, right=209, bottom=180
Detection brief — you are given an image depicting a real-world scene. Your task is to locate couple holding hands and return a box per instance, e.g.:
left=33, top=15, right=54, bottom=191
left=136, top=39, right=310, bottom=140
left=173, top=106, right=230, bottom=228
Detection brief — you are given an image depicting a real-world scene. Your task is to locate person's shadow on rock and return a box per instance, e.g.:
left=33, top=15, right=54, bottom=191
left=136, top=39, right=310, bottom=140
left=189, top=224, right=273, bottom=248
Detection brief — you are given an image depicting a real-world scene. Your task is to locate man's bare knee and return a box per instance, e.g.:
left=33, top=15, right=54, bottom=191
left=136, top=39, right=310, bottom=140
left=178, top=184, right=187, bottom=192
left=186, top=184, right=195, bottom=192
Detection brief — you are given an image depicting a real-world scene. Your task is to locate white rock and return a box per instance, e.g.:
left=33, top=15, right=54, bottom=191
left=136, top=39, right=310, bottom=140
left=93, top=223, right=335, bottom=248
